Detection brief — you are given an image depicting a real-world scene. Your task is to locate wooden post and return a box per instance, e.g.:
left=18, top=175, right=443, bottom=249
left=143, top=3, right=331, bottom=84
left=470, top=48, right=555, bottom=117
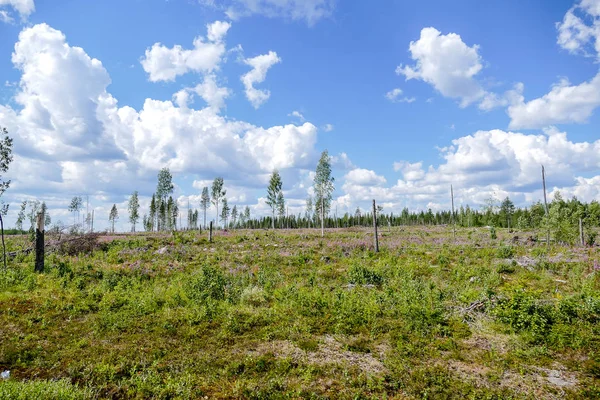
left=372, top=199, right=379, bottom=253
left=35, top=212, right=44, bottom=273
left=542, top=165, right=550, bottom=249
left=451, top=185, right=456, bottom=241
left=579, top=217, right=584, bottom=246
left=208, top=221, right=213, bottom=243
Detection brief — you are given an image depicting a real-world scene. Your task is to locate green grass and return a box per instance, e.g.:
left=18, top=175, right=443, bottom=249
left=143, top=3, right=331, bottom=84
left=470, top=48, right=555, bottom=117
left=0, top=226, right=599, bottom=398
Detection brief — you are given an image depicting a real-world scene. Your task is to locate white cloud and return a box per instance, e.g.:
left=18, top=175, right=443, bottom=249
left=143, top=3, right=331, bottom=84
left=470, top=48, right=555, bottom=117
left=397, top=27, right=486, bottom=107
left=478, top=82, right=524, bottom=111
left=556, top=0, right=600, bottom=59
left=241, top=50, right=281, bottom=108
left=221, top=0, right=335, bottom=25
left=507, top=73, right=600, bottom=129
left=173, top=74, right=231, bottom=111
left=385, top=88, right=416, bottom=103
left=0, top=9, right=13, bottom=23
left=344, top=168, right=386, bottom=186
left=288, top=110, right=305, bottom=121
left=207, top=20, right=232, bottom=42
left=140, top=21, right=230, bottom=82
left=322, top=123, right=334, bottom=132
left=338, top=127, right=600, bottom=213
left=0, top=0, right=34, bottom=20
left=1, top=23, right=321, bottom=227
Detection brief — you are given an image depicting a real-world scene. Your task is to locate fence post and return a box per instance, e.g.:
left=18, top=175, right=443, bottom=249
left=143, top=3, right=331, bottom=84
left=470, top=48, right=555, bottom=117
left=209, top=221, right=213, bottom=243
left=372, top=199, right=379, bottom=253
left=579, top=217, right=584, bottom=246
left=35, top=212, right=44, bottom=273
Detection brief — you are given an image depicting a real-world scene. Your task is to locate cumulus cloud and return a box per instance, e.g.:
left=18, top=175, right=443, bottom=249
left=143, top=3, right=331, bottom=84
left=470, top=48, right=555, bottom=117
left=220, top=0, right=335, bottom=25
left=173, top=74, right=231, bottom=111
left=385, top=88, right=416, bottom=103
left=140, top=21, right=231, bottom=82
left=556, top=0, right=600, bottom=59
left=344, top=168, right=386, bottom=186
left=397, top=27, right=486, bottom=107
left=241, top=50, right=281, bottom=108
left=0, top=0, right=34, bottom=21
left=507, top=73, right=600, bottom=129
left=288, top=110, right=305, bottom=121
left=337, top=127, right=600, bottom=213
left=0, top=23, right=321, bottom=226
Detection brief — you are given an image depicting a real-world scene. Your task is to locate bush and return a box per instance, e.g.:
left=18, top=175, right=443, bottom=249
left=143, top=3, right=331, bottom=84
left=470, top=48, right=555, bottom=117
left=489, top=226, right=497, bottom=240
left=493, top=290, right=553, bottom=341
left=0, top=379, right=93, bottom=399
left=186, top=265, right=227, bottom=301
left=347, top=264, right=383, bottom=286
left=496, top=245, right=514, bottom=259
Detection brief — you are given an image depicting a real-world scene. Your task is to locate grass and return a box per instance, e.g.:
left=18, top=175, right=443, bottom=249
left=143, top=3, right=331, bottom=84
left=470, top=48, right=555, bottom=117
left=0, top=226, right=599, bottom=399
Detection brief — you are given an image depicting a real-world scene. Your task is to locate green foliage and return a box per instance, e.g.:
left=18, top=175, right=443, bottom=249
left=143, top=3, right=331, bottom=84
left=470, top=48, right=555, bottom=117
left=185, top=264, right=228, bottom=302
left=347, top=264, right=383, bottom=286
left=496, top=245, right=514, bottom=259
left=0, top=227, right=597, bottom=398
left=0, top=379, right=93, bottom=399
left=489, top=226, right=497, bottom=240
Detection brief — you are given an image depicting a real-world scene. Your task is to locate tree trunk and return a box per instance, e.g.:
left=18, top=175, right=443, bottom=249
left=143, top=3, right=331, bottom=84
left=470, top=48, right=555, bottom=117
left=321, top=195, right=324, bottom=237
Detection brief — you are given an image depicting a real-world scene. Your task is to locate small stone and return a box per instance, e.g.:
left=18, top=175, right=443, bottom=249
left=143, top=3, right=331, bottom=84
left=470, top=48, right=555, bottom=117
left=1, top=370, right=9, bottom=380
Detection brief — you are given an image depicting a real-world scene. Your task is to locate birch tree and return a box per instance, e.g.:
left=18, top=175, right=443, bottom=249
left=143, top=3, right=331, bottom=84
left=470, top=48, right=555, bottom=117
left=313, top=150, right=334, bottom=237
left=128, top=191, right=140, bottom=232
left=266, top=169, right=283, bottom=229
left=211, top=178, right=225, bottom=228
left=200, top=186, right=210, bottom=229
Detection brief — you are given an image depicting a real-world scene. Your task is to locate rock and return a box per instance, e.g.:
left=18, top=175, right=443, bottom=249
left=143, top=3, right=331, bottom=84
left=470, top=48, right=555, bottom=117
left=1, top=370, right=9, bottom=380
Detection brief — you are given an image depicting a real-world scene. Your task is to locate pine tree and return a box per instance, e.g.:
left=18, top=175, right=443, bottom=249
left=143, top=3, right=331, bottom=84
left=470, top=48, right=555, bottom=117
left=220, top=197, right=230, bottom=228
left=231, top=205, right=238, bottom=228
left=15, top=201, right=26, bottom=231
left=266, top=170, right=283, bottom=229
left=276, top=191, right=285, bottom=228
left=200, top=186, right=210, bottom=229
left=305, top=196, right=313, bottom=227
left=109, top=204, right=118, bottom=233
left=313, top=150, right=334, bottom=237
left=211, top=178, right=225, bottom=228
left=156, top=168, right=174, bottom=231
left=149, top=194, right=157, bottom=232
left=128, top=191, right=140, bottom=232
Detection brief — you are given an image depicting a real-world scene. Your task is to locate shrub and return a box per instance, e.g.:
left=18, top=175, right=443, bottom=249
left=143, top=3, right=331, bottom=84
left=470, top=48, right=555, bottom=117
left=496, top=245, right=514, bottom=259
left=0, top=379, right=93, bottom=399
left=186, top=265, right=227, bottom=301
left=489, top=226, right=497, bottom=240
left=347, top=264, right=383, bottom=286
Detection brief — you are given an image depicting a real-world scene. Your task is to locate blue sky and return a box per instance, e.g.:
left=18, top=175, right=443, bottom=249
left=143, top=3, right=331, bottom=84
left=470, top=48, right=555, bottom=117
left=1, top=0, right=600, bottom=231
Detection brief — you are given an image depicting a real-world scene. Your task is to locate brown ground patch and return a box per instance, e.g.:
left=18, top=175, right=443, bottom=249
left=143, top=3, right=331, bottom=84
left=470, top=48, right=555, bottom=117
left=446, top=360, right=579, bottom=399
left=247, top=335, right=388, bottom=375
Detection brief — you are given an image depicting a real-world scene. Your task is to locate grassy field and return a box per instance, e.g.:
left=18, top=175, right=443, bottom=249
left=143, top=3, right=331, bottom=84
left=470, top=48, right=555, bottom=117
left=0, top=226, right=599, bottom=399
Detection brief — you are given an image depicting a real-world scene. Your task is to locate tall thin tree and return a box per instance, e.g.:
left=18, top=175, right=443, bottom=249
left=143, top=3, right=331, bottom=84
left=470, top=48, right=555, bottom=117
left=266, top=170, right=283, bottom=229
left=313, top=150, right=335, bottom=237
left=109, top=204, right=119, bottom=233
left=211, top=178, right=225, bottom=229
left=200, top=186, right=210, bottom=229
left=128, top=191, right=140, bottom=232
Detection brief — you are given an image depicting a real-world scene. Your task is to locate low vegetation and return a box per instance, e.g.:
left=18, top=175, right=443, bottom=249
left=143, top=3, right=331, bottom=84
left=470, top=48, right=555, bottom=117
left=1, top=226, right=599, bottom=398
